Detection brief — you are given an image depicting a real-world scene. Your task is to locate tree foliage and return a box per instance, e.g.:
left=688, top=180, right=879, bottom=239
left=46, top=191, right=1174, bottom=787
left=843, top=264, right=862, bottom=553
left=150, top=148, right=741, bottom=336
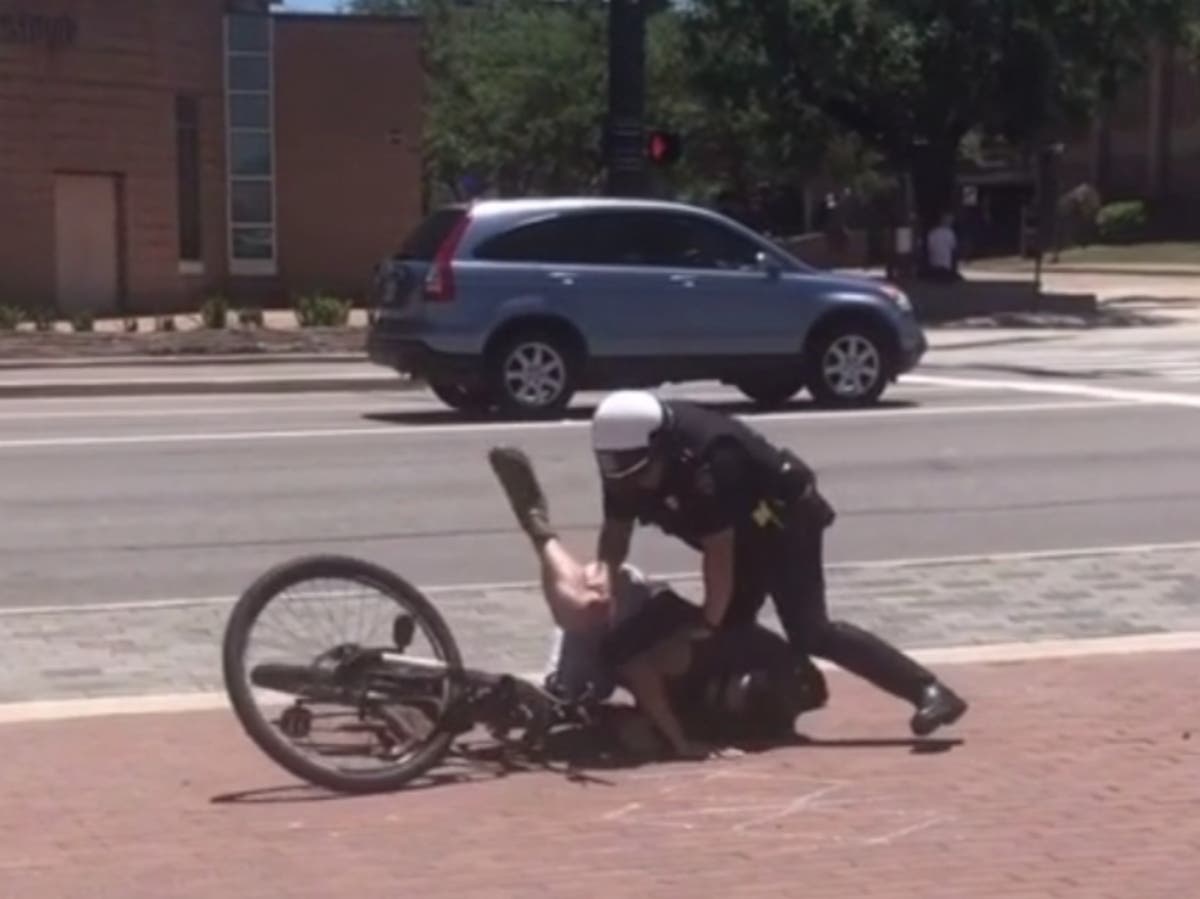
left=345, top=0, right=828, bottom=205
left=346, top=0, right=1200, bottom=228
left=682, top=0, right=1200, bottom=227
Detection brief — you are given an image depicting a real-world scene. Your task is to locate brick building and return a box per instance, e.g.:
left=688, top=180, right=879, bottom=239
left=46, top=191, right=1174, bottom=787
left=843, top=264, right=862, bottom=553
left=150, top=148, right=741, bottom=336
left=0, top=1, right=423, bottom=316
left=1060, top=41, right=1200, bottom=222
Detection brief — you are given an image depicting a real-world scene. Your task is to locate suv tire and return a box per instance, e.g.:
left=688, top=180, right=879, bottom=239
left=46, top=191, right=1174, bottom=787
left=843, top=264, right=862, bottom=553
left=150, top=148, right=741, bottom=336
left=804, top=322, right=891, bottom=408
left=734, top=374, right=806, bottom=409
left=428, top=380, right=493, bottom=414
left=487, top=327, right=579, bottom=419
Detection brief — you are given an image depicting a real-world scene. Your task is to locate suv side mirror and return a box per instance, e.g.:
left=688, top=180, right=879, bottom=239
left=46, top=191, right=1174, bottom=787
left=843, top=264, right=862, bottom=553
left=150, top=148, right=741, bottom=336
left=755, top=251, right=782, bottom=279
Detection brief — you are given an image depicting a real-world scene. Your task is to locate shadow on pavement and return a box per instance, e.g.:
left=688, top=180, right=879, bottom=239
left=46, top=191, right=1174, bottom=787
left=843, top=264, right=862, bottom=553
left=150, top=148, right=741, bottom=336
left=362, top=398, right=918, bottom=428
left=931, top=303, right=1183, bottom=331
left=209, top=758, right=509, bottom=805
left=787, top=733, right=963, bottom=755
left=209, top=724, right=962, bottom=804
left=931, top=334, right=1072, bottom=351
left=921, top=360, right=1154, bottom=381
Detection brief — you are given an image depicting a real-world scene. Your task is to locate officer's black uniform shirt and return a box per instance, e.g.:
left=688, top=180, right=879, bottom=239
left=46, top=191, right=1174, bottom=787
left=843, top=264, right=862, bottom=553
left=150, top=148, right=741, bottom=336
left=601, top=401, right=793, bottom=550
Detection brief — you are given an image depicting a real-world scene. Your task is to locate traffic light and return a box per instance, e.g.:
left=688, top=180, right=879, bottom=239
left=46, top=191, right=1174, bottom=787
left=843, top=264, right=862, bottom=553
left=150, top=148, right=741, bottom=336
left=646, top=129, right=681, bottom=166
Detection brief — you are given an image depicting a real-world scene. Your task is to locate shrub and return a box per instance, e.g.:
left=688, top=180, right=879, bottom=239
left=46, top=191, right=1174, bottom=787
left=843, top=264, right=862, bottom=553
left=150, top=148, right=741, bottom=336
left=237, top=306, right=265, bottom=328
left=71, top=312, right=94, bottom=333
left=201, top=294, right=228, bottom=329
left=293, top=293, right=352, bottom=328
left=0, top=305, right=25, bottom=330
left=1095, top=201, right=1148, bottom=244
left=123, top=317, right=140, bottom=333
left=32, top=307, right=55, bottom=332
left=156, top=315, right=177, bottom=332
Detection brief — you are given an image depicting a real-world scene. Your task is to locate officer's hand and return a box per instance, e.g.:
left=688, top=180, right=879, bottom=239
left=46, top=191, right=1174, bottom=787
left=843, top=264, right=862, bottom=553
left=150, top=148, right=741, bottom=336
left=582, top=560, right=613, bottom=598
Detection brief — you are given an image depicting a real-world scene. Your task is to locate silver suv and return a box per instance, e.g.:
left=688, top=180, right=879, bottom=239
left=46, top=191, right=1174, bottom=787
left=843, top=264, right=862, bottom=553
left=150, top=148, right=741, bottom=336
left=367, top=197, right=926, bottom=418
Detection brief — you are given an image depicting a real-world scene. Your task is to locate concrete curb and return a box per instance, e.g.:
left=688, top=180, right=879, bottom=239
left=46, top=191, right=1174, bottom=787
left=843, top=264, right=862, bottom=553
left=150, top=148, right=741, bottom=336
left=967, top=265, right=1200, bottom=278
left=0, top=374, right=418, bottom=399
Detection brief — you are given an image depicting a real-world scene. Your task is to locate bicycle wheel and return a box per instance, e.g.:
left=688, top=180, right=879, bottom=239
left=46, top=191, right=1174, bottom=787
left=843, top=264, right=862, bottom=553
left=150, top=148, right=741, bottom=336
left=222, top=554, right=465, bottom=794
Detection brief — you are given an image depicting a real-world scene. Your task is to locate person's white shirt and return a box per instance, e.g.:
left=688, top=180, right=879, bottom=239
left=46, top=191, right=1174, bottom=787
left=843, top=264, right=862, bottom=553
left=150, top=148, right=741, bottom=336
left=927, top=224, right=956, bottom=270
left=544, top=564, right=657, bottom=700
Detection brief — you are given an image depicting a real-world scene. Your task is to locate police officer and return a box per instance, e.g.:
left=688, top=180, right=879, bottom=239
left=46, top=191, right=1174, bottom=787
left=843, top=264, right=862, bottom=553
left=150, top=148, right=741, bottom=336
left=590, top=389, right=968, bottom=737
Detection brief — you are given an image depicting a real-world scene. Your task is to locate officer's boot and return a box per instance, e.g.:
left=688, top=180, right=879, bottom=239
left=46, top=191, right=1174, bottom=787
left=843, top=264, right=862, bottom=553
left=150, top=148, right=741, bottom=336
left=487, top=446, right=557, bottom=546
left=910, top=681, right=969, bottom=736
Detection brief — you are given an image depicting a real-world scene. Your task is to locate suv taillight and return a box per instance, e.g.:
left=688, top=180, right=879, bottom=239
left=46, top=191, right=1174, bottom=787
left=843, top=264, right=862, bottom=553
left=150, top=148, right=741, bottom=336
left=423, top=214, right=471, bottom=303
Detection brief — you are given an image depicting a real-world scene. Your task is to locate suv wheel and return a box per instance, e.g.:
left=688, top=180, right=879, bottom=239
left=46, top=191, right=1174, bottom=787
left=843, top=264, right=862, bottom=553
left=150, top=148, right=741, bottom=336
left=805, top=325, right=890, bottom=408
left=488, top=329, right=578, bottom=418
left=428, top=380, right=493, bottom=414
left=734, top=374, right=806, bottom=409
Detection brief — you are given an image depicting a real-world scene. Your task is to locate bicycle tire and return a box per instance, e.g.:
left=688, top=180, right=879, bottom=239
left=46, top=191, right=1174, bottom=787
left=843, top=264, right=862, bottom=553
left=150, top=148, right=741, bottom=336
left=221, top=554, right=465, bottom=795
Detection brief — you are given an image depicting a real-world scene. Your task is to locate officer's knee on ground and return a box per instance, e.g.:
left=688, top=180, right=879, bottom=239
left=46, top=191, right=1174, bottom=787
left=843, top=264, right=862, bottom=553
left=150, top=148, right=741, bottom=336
left=717, top=669, right=797, bottom=741
left=790, top=656, right=829, bottom=713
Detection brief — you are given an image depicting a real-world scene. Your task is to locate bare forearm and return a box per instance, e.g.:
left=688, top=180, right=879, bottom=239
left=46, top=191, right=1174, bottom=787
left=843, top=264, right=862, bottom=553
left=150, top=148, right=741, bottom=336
left=597, top=518, right=632, bottom=572
left=622, top=659, right=689, bottom=752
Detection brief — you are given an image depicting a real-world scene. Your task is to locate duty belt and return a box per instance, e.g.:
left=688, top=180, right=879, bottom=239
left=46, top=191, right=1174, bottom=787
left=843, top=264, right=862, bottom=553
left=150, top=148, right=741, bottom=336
left=752, top=454, right=820, bottom=529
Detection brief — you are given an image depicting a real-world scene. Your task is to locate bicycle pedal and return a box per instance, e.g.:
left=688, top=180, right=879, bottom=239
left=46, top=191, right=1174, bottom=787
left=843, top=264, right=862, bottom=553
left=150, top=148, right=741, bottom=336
left=392, top=614, right=416, bottom=652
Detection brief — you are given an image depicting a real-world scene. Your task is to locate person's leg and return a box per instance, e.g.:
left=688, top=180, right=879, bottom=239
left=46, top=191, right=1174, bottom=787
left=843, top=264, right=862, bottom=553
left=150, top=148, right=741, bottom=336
left=766, top=497, right=968, bottom=736
left=537, top=537, right=611, bottom=633
left=488, top=446, right=610, bottom=633
left=488, top=446, right=557, bottom=547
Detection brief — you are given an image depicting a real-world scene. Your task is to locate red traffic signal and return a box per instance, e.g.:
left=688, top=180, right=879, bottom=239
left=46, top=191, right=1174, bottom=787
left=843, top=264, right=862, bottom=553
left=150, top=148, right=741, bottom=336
left=646, top=130, right=681, bottom=165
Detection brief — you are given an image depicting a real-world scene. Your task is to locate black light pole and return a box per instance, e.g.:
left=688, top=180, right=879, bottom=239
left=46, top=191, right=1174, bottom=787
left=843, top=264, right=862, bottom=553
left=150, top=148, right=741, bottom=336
left=605, top=0, right=648, bottom=196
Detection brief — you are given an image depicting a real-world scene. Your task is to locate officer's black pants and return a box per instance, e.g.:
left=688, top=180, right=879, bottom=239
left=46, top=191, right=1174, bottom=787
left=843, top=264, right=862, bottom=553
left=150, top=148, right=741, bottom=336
left=726, top=494, right=936, bottom=706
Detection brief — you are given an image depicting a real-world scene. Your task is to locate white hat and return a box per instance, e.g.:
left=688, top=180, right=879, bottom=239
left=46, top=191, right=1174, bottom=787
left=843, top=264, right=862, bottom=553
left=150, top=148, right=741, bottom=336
left=591, top=390, right=665, bottom=479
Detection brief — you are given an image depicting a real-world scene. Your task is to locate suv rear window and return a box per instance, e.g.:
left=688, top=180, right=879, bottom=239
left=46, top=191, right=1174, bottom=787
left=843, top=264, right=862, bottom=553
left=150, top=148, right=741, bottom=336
left=474, top=209, right=770, bottom=270
left=395, top=207, right=467, bottom=260
left=473, top=215, right=587, bottom=263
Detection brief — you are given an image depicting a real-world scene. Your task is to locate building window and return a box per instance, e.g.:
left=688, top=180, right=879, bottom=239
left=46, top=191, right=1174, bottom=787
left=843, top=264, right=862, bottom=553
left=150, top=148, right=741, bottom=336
left=224, top=12, right=276, bottom=276
left=176, top=95, right=203, bottom=268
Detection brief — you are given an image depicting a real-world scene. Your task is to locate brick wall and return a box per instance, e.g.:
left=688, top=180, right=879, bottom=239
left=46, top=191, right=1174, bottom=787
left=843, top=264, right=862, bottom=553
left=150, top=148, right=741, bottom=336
left=0, top=3, right=425, bottom=315
left=272, top=14, right=424, bottom=302
left=0, top=0, right=227, bottom=313
left=1059, top=45, right=1200, bottom=215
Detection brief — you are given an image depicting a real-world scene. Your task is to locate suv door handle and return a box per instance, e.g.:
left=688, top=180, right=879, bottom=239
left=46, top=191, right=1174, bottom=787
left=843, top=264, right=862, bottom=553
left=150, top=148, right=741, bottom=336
left=547, top=271, right=576, bottom=285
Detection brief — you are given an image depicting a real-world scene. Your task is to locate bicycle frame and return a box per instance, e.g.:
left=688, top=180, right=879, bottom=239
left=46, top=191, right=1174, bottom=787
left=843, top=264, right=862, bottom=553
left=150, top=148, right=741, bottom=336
left=250, top=645, right=583, bottom=750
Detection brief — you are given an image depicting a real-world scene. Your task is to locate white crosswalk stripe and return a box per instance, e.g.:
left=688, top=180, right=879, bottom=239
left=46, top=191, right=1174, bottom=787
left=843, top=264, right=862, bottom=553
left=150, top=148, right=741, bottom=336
left=932, top=345, right=1200, bottom=382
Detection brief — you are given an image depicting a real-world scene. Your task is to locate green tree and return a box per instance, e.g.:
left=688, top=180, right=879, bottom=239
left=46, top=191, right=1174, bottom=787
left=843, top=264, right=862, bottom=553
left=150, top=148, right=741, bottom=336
left=683, top=0, right=1199, bottom=231
left=664, top=5, right=831, bottom=206
left=347, top=0, right=839, bottom=208
left=429, top=0, right=609, bottom=199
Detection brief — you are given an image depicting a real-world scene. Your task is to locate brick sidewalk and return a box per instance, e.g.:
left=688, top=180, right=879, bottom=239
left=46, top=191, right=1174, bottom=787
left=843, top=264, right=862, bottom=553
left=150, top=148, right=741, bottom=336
left=2, top=651, right=1196, bottom=899
left=3, top=546, right=1198, bottom=704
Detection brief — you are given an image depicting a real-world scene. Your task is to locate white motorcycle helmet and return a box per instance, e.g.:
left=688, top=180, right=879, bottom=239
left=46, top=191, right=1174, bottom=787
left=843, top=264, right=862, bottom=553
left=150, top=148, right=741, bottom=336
left=591, top=390, right=667, bottom=480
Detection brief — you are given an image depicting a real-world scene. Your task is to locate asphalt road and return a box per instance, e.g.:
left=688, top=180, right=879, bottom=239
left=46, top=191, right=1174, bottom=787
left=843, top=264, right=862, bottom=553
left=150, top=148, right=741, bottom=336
left=3, top=369, right=1200, bottom=609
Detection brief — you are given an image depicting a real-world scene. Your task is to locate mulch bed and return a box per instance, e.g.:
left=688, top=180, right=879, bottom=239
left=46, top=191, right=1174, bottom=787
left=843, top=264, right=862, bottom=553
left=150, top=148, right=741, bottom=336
left=0, top=327, right=367, bottom=361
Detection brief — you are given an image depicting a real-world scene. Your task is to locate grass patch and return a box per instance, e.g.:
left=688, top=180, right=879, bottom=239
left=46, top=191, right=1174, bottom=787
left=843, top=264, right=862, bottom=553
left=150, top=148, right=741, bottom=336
left=971, top=241, right=1200, bottom=270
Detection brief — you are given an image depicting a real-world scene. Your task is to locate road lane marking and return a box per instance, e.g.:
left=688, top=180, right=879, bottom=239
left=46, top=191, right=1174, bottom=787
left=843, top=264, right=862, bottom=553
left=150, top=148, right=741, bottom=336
left=907, top=374, right=1200, bottom=408
left=0, top=385, right=972, bottom=422
left=3, top=537, right=1198, bottom=617
left=2, top=629, right=1198, bottom=723
left=0, top=399, right=433, bottom=421
left=0, top=399, right=1144, bottom=450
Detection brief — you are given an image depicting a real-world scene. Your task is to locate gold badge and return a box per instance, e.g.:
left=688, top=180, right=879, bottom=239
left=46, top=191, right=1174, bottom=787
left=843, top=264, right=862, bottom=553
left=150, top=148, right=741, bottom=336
left=752, top=500, right=781, bottom=528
